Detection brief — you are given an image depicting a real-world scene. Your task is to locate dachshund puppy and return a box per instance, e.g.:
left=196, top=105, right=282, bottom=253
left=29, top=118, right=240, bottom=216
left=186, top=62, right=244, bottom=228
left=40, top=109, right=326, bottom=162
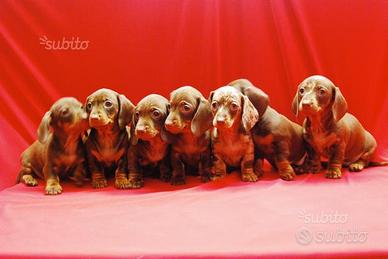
left=127, top=94, right=172, bottom=188
left=164, top=86, right=213, bottom=185
left=292, top=75, right=387, bottom=179
left=229, top=79, right=306, bottom=181
left=85, top=88, right=134, bottom=188
left=209, top=86, right=259, bottom=182
left=17, top=97, right=88, bottom=195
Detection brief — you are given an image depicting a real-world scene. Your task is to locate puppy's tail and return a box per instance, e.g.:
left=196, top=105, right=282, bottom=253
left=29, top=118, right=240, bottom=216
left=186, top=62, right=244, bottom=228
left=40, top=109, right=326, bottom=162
left=368, top=161, right=388, bottom=167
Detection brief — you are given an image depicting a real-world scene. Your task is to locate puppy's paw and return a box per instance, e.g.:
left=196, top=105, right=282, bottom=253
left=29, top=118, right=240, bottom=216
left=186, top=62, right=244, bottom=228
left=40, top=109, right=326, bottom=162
left=349, top=162, right=365, bottom=172
left=45, top=183, right=62, bottom=195
left=22, top=175, right=38, bottom=186
left=171, top=175, right=186, bottom=186
left=200, top=174, right=211, bottom=183
left=293, top=165, right=306, bottom=175
left=241, top=172, right=259, bottom=182
left=115, top=178, right=130, bottom=189
left=128, top=178, right=144, bottom=189
left=92, top=178, right=108, bottom=188
left=326, top=168, right=342, bottom=179
left=279, top=169, right=296, bottom=181
left=160, top=172, right=172, bottom=182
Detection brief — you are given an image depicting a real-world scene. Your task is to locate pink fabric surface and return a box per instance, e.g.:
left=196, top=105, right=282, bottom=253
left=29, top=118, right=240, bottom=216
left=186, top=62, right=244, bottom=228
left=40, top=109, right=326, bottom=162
left=1, top=166, right=388, bottom=258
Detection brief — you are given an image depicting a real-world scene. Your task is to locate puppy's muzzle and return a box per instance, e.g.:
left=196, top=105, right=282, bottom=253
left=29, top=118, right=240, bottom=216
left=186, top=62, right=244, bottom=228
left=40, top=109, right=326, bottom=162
left=165, top=119, right=184, bottom=134
left=89, top=113, right=110, bottom=128
left=136, top=125, right=157, bottom=140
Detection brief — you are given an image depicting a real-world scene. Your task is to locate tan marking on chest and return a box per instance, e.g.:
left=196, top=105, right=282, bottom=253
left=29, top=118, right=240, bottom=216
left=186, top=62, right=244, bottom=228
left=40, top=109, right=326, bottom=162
left=214, top=132, right=250, bottom=167
left=92, top=148, right=124, bottom=163
left=310, top=131, right=337, bottom=157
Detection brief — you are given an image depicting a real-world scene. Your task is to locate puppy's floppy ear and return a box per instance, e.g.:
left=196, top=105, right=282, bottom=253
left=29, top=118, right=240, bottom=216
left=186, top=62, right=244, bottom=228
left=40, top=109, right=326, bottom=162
left=331, top=86, right=348, bottom=121
left=191, top=98, right=213, bottom=137
left=291, top=92, right=299, bottom=117
left=130, top=113, right=138, bottom=145
left=243, top=86, right=269, bottom=118
left=117, top=94, right=135, bottom=129
left=208, top=91, right=214, bottom=102
left=37, top=111, right=52, bottom=143
left=160, top=103, right=176, bottom=143
left=241, top=95, right=259, bottom=133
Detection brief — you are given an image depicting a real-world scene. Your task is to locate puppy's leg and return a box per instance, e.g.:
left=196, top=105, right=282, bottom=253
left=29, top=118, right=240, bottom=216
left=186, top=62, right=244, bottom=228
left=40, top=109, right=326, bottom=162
left=43, top=164, right=62, bottom=195
left=254, top=158, right=264, bottom=178
left=89, top=156, right=107, bottom=188
left=274, top=141, right=295, bottom=181
left=170, top=151, right=186, bottom=185
left=349, top=132, right=377, bottom=172
left=241, top=140, right=258, bottom=182
left=127, top=148, right=143, bottom=189
left=159, top=155, right=172, bottom=182
left=211, top=154, right=227, bottom=180
left=115, top=155, right=130, bottom=189
left=71, top=162, right=87, bottom=187
left=304, top=143, right=322, bottom=174
left=199, top=149, right=211, bottom=183
left=326, top=143, right=345, bottom=179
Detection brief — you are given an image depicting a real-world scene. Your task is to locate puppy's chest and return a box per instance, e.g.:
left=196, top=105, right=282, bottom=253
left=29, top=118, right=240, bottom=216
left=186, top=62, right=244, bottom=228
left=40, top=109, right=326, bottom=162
left=173, top=135, right=208, bottom=155
left=213, top=133, right=251, bottom=166
left=138, top=142, right=168, bottom=165
left=307, top=130, right=338, bottom=157
left=92, top=139, right=125, bottom=163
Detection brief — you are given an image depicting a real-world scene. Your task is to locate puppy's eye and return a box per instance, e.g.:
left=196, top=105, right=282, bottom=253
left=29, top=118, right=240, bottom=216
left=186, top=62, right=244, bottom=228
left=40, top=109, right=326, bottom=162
left=180, top=103, right=192, bottom=113
left=230, top=102, right=239, bottom=111
left=211, top=101, right=218, bottom=110
left=135, top=111, right=140, bottom=119
left=319, top=89, right=326, bottom=95
left=86, top=102, right=92, bottom=110
left=299, top=88, right=305, bottom=95
left=152, top=109, right=161, bottom=119
left=104, top=100, right=113, bottom=108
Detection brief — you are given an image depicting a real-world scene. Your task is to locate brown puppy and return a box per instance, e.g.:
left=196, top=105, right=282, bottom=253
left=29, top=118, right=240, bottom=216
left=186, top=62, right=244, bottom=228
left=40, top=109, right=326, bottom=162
left=229, top=79, right=306, bottom=181
left=164, top=86, right=213, bottom=185
left=17, top=97, right=88, bottom=195
left=292, top=75, right=386, bottom=179
left=209, top=86, right=259, bottom=182
left=85, top=88, right=135, bottom=188
left=127, top=94, right=172, bottom=188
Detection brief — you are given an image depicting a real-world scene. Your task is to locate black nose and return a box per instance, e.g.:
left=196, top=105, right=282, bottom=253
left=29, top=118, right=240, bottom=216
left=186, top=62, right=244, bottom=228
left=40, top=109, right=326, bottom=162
left=216, top=118, right=225, bottom=124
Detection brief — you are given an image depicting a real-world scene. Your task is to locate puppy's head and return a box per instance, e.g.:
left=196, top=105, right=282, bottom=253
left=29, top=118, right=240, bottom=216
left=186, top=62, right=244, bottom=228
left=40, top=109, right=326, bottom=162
left=165, top=86, right=212, bottom=137
left=292, top=75, right=347, bottom=121
left=209, top=86, right=259, bottom=133
left=85, top=88, right=134, bottom=130
left=38, top=97, right=88, bottom=143
left=131, top=94, right=171, bottom=144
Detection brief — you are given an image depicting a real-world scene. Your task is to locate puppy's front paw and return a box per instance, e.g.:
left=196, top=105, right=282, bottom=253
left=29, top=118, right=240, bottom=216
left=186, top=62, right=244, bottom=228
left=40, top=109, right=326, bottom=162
left=22, top=175, right=38, bottom=186
left=92, top=178, right=108, bottom=188
left=326, top=168, right=342, bottom=179
left=115, top=177, right=130, bottom=189
left=241, top=171, right=259, bottom=182
left=45, top=183, right=62, bottom=195
left=279, top=169, right=296, bottom=181
left=128, top=177, right=144, bottom=189
left=348, top=162, right=365, bottom=172
left=171, top=174, right=186, bottom=185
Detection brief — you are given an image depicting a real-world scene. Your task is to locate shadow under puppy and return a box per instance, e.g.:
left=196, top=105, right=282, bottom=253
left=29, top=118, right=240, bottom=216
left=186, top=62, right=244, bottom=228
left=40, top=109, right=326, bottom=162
left=127, top=94, right=172, bottom=188
left=17, top=97, right=88, bottom=195
left=292, top=75, right=387, bottom=179
left=229, top=79, right=306, bottom=181
left=209, top=86, right=259, bottom=182
left=85, top=88, right=134, bottom=188
left=164, top=86, right=213, bottom=185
